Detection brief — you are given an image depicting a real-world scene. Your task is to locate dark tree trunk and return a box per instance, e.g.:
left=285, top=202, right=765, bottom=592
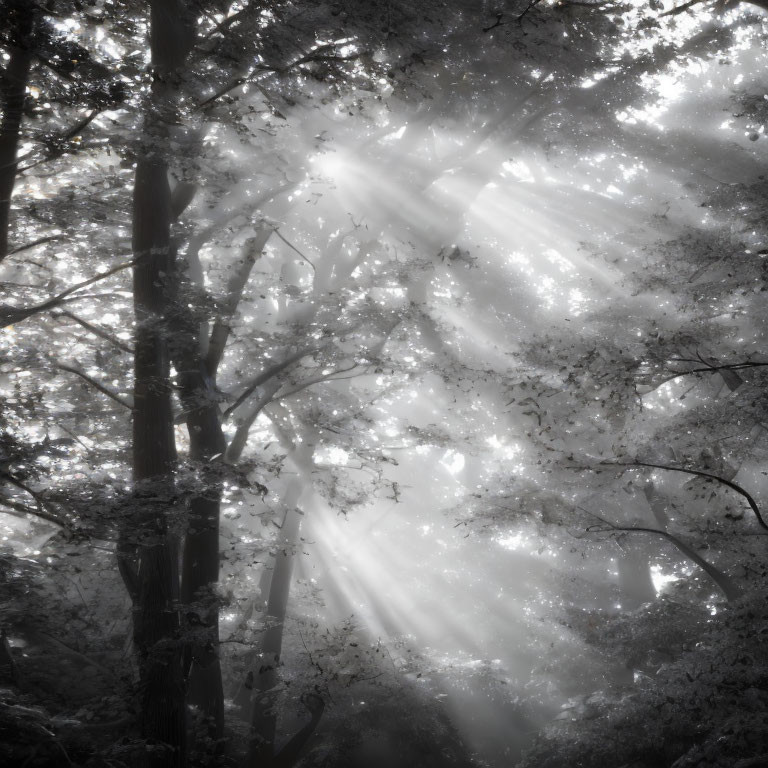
left=129, top=2, right=196, bottom=765
left=174, top=324, right=227, bottom=741
left=0, top=2, right=34, bottom=262
left=132, top=154, right=186, bottom=768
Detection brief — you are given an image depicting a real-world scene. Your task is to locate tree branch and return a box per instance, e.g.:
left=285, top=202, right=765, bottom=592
left=196, top=44, right=361, bottom=111
left=206, top=228, right=274, bottom=376
left=16, top=109, right=102, bottom=174
left=605, top=461, right=768, bottom=532
left=225, top=379, right=282, bottom=463
left=273, top=364, right=361, bottom=401
left=8, top=235, right=65, bottom=254
left=223, top=348, right=316, bottom=418
left=57, top=363, right=133, bottom=409
left=273, top=229, right=316, bottom=272
left=53, top=309, right=132, bottom=353
left=0, top=257, right=139, bottom=327
left=660, top=0, right=710, bottom=16
left=0, top=475, right=67, bottom=529
left=579, top=509, right=742, bottom=601
left=272, top=693, right=325, bottom=768
left=0, top=495, right=68, bottom=530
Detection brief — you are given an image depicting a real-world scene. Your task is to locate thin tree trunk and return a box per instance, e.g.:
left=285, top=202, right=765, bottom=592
left=246, top=479, right=303, bottom=766
left=0, top=3, right=34, bottom=262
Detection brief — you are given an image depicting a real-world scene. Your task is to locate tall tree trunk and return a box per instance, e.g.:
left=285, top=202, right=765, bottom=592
left=132, top=154, right=186, bottom=768
left=130, top=2, right=195, bottom=765
left=0, top=2, right=34, bottom=262
left=246, top=479, right=303, bottom=767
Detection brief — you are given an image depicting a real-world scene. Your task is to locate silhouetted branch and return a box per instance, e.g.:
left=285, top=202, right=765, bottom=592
left=273, top=229, right=316, bottom=272
left=483, top=13, right=506, bottom=32
left=17, top=109, right=101, bottom=174
left=197, top=44, right=361, bottom=111
left=606, top=461, right=768, bottom=532
left=518, top=0, right=545, bottom=21
left=9, top=235, right=65, bottom=254
left=0, top=476, right=66, bottom=529
left=660, top=0, right=710, bottom=16
left=225, top=379, right=282, bottom=463
left=667, top=360, right=766, bottom=376
left=224, top=348, right=316, bottom=418
left=579, top=508, right=742, bottom=601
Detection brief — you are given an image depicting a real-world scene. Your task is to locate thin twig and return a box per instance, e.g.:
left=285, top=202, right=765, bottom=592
left=53, top=310, right=133, bottom=353
left=9, top=235, right=65, bottom=255
left=518, top=0, right=544, bottom=21
left=273, top=229, right=316, bottom=272
left=57, top=363, right=133, bottom=409
left=660, top=0, right=710, bottom=16
left=224, top=348, right=316, bottom=418
left=273, top=364, right=361, bottom=401
left=17, top=110, right=102, bottom=174
left=666, top=361, right=767, bottom=376
left=1, top=257, right=140, bottom=328
left=0, top=476, right=66, bottom=528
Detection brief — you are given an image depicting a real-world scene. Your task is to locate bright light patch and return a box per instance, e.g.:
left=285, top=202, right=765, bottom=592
left=651, top=565, right=678, bottom=594
left=441, top=450, right=465, bottom=475
left=501, top=159, right=535, bottom=183
left=317, top=445, right=350, bottom=466
left=497, top=532, right=526, bottom=551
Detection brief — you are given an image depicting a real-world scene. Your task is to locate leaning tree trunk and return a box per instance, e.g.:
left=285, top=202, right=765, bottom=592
left=129, top=2, right=195, bottom=765
left=0, top=1, right=34, bottom=262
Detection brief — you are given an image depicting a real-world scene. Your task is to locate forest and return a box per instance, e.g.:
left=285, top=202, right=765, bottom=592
left=1, top=0, right=767, bottom=766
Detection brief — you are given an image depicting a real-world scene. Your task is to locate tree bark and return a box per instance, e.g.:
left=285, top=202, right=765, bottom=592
left=174, top=322, right=227, bottom=741
left=0, top=2, right=34, bottom=262
left=128, top=2, right=196, bottom=764
left=132, top=149, right=186, bottom=768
